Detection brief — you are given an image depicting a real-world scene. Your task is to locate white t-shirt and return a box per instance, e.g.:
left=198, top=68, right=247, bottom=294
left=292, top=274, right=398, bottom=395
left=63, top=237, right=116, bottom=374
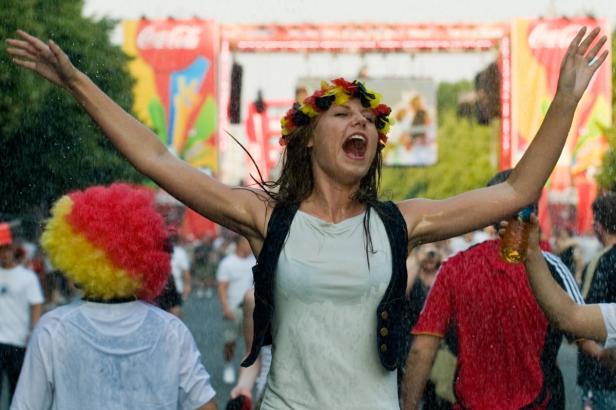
left=171, top=245, right=191, bottom=293
left=12, top=300, right=216, bottom=410
left=261, top=210, right=399, bottom=410
left=216, top=253, right=255, bottom=310
left=600, top=303, right=616, bottom=349
left=0, top=265, right=44, bottom=347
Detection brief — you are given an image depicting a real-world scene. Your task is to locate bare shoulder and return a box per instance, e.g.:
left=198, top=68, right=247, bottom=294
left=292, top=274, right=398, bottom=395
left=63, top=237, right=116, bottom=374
left=228, top=187, right=275, bottom=255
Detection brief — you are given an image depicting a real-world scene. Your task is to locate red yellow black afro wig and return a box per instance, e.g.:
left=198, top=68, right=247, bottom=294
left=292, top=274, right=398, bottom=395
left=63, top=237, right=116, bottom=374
left=41, top=184, right=171, bottom=301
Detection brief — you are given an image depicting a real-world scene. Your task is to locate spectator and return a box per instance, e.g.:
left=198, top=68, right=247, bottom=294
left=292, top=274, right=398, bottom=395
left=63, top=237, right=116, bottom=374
left=0, top=222, right=44, bottom=405
left=217, top=236, right=256, bottom=384
left=576, top=192, right=616, bottom=410
left=402, top=170, right=584, bottom=410
left=11, top=184, right=217, bottom=410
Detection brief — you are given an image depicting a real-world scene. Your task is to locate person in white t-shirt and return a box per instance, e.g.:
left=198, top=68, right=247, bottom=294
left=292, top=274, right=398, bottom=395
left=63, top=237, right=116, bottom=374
left=11, top=184, right=217, bottom=410
left=522, top=212, right=616, bottom=369
left=171, top=240, right=192, bottom=300
left=216, top=235, right=255, bottom=385
left=0, top=223, right=44, bottom=405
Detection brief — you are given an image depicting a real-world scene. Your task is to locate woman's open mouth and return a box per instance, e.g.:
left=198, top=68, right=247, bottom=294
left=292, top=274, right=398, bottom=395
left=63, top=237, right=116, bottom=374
left=342, top=134, right=367, bottom=160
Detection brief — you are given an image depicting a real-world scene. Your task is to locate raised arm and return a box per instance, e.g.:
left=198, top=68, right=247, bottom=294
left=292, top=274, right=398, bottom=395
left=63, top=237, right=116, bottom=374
left=399, top=27, right=608, bottom=247
left=6, top=30, right=269, bottom=244
left=522, top=216, right=606, bottom=342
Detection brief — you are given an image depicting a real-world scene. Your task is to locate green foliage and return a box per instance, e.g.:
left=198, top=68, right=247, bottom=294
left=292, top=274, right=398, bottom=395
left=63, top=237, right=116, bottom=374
left=596, top=128, right=616, bottom=190
left=436, top=80, right=474, bottom=113
left=0, top=0, right=141, bottom=232
left=381, top=83, right=497, bottom=201
left=595, top=30, right=616, bottom=190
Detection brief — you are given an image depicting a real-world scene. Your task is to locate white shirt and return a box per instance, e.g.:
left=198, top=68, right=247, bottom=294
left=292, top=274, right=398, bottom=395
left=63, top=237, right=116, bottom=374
left=0, top=265, right=44, bottom=347
left=600, top=303, right=616, bottom=349
left=261, top=210, right=399, bottom=410
left=216, top=253, right=255, bottom=310
left=171, top=245, right=191, bottom=293
left=12, top=300, right=216, bottom=410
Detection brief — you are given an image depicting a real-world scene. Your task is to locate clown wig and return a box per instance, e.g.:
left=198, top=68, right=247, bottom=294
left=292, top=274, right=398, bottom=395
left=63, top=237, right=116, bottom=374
left=41, top=184, right=171, bottom=301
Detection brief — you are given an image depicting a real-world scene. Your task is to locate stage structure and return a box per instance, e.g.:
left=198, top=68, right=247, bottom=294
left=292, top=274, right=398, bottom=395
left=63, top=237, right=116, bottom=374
left=122, top=18, right=611, bottom=235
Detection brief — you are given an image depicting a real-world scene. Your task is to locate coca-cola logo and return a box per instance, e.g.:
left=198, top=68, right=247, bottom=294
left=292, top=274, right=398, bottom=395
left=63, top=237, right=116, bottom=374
left=527, top=23, right=583, bottom=49
left=137, top=25, right=202, bottom=50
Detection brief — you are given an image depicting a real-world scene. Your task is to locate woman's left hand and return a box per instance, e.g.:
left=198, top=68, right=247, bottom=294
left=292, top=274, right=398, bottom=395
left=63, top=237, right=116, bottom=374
left=556, top=26, right=608, bottom=102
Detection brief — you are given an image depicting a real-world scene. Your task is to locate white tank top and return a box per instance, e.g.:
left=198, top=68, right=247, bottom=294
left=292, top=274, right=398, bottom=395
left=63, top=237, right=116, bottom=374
left=260, top=209, right=398, bottom=410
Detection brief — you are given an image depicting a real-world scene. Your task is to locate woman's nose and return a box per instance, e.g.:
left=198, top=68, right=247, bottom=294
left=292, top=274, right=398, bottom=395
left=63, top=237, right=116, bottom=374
left=352, top=112, right=367, bottom=127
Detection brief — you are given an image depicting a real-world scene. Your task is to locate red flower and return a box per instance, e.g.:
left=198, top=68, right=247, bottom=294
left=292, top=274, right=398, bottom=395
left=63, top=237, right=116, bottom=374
left=304, top=95, right=317, bottom=108
left=332, top=78, right=356, bottom=94
left=374, top=104, right=391, bottom=116
left=313, top=89, right=325, bottom=98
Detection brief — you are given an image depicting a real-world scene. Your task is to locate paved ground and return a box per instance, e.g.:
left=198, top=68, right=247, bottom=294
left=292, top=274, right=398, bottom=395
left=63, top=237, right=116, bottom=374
left=183, top=289, right=584, bottom=409
left=0, top=290, right=585, bottom=409
left=183, top=289, right=246, bottom=409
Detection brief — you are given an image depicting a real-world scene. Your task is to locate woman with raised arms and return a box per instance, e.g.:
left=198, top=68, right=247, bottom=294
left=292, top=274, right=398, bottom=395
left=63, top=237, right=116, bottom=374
left=6, top=27, right=607, bottom=409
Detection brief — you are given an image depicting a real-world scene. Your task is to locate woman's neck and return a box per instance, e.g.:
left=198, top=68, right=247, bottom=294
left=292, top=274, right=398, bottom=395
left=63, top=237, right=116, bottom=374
left=301, top=183, right=364, bottom=224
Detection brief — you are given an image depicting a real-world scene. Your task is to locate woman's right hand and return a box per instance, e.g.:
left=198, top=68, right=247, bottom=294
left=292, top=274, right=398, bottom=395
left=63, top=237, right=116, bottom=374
left=6, top=30, right=80, bottom=88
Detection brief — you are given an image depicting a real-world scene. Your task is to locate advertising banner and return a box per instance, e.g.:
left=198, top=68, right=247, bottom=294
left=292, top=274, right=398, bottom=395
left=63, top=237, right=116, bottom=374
left=122, top=19, right=219, bottom=172
left=510, top=18, right=611, bottom=232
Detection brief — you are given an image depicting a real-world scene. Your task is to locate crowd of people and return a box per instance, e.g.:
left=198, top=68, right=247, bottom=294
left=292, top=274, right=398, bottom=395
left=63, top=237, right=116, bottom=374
left=0, top=25, right=613, bottom=410
left=1, top=191, right=615, bottom=409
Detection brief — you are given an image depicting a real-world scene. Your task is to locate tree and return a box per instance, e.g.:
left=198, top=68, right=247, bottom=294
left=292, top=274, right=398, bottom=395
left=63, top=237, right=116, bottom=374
left=596, top=29, right=616, bottom=191
left=381, top=81, right=497, bottom=201
left=0, top=0, right=141, bottom=236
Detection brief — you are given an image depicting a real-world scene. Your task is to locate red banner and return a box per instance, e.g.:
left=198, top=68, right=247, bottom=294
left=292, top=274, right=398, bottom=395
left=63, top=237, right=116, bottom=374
left=510, top=18, right=612, bottom=234
left=123, top=19, right=220, bottom=172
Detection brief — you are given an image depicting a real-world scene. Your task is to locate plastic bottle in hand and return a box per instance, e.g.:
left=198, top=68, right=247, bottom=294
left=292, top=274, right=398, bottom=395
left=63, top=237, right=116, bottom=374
left=500, top=205, right=535, bottom=263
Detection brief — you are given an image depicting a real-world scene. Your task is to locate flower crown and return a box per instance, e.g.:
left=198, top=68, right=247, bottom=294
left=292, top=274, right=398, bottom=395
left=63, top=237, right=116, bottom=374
left=280, top=78, right=393, bottom=147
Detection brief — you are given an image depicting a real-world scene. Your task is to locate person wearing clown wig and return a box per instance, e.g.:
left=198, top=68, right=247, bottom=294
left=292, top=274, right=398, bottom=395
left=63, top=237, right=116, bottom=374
left=11, top=184, right=217, bottom=410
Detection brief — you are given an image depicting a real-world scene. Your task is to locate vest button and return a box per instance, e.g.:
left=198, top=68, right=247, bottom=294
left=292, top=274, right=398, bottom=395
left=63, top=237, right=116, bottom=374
left=380, top=343, right=388, bottom=353
left=380, top=327, right=389, bottom=337
left=381, top=311, right=389, bottom=320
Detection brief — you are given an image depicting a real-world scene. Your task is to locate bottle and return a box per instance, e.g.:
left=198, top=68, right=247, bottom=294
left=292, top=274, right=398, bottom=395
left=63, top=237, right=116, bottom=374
left=500, top=205, right=535, bottom=263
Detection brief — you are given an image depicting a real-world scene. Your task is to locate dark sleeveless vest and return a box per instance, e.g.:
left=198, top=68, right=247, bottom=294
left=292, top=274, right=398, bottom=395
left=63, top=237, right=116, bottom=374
left=241, top=200, right=409, bottom=371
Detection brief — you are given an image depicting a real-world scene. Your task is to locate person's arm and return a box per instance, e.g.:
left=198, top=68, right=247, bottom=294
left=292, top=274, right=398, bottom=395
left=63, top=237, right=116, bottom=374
left=30, top=303, right=42, bottom=329
left=242, top=289, right=256, bottom=351
left=11, top=318, right=54, bottom=410
left=196, top=399, right=217, bottom=410
left=230, top=289, right=258, bottom=400
left=402, top=334, right=442, bottom=410
left=6, top=31, right=269, bottom=243
left=230, top=356, right=261, bottom=401
left=523, top=216, right=607, bottom=342
left=398, top=27, right=608, bottom=247
left=182, top=269, right=192, bottom=299
left=577, top=338, right=616, bottom=373
left=177, top=322, right=217, bottom=409
left=217, top=281, right=234, bottom=321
